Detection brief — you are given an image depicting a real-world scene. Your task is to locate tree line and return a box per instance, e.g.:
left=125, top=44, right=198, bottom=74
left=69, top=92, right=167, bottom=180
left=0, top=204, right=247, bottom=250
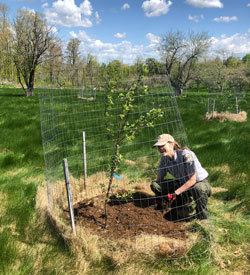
left=0, top=3, right=250, bottom=96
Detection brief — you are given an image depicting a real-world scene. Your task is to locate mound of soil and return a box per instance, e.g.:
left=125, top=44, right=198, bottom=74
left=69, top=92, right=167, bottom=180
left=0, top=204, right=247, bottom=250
left=66, top=191, right=187, bottom=240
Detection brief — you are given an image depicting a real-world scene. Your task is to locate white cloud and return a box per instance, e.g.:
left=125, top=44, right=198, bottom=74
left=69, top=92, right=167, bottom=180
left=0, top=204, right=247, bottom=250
left=186, top=0, right=223, bottom=8
left=44, top=0, right=94, bottom=27
left=210, top=29, right=250, bottom=56
left=95, top=11, right=101, bottom=24
left=146, top=33, right=161, bottom=44
left=213, top=16, right=238, bottom=23
left=142, top=0, right=172, bottom=17
left=69, top=28, right=250, bottom=64
left=21, top=7, right=36, bottom=14
left=69, top=31, right=78, bottom=39
left=247, top=3, right=250, bottom=7
left=42, top=2, right=48, bottom=8
left=70, top=30, right=93, bottom=42
left=69, top=30, right=160, bottom=64
left=188, top=14, right=204, bottom=22
left=121, top=3, right=130, bottom=10
left=114, top=32, right=126, bottom=39
left=80, top=0, right=92, bottom=17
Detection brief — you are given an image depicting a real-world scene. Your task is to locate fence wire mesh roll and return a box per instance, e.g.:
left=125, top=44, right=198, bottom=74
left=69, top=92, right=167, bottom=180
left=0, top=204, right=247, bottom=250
left=38, top=77, right=212, bottom=259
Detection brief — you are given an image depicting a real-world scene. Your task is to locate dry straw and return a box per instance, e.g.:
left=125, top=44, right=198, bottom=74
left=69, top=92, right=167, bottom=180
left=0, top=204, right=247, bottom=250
left=36, top=173, right=209, bottom=266
left=205, top=111, right=247, bottom=122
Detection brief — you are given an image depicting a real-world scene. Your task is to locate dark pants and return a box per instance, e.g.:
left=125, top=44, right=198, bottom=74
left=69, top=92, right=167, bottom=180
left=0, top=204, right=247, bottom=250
left=150, top=179, right=211, bottom=219
left=188, top=179, right=211, bottom=219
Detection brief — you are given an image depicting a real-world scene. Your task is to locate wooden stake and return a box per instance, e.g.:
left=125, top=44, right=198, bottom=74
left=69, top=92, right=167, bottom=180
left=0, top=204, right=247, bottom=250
left=207, top=98, right=210, bottom=114
left=63, top=158, right=76, bottom=235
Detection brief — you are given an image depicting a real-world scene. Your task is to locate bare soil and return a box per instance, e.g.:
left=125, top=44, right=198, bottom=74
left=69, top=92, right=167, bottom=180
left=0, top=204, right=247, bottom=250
left=66, top=190, right=187, bottom=240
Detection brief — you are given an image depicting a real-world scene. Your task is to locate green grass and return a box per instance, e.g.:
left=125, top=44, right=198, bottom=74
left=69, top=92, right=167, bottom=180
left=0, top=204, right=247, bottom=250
left=177, top=92, right=250, bottom=211
left=0, top=87, right=249, bottom=274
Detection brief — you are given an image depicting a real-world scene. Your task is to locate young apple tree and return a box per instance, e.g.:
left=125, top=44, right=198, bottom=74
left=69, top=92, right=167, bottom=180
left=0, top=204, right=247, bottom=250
left=103, top=83, right=164, bottom=225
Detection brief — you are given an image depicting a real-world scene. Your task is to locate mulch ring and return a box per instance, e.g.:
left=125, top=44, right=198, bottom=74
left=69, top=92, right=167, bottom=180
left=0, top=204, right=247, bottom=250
left=65, top=190, right=187, bottom=240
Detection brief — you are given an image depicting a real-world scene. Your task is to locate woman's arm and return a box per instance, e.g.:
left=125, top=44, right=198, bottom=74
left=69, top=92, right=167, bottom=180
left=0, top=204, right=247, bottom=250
left=175, top=173, right=196, bottom=195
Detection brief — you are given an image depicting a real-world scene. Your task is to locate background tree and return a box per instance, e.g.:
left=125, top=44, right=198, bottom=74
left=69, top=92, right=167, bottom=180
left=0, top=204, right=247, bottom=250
left=145, top=57, right=164, bottom=76
left=224, top=56, right=241, bottom=68
left=12, top=9, right=54, bottom=96
left=242, top=54, right=250, bottom=64
left=201, top=57, right=227, bottom=94
left=227, top=64, right=249, bottom=95
left=46, top=40, right=64, bottom=86
left=37, top=40, right=64, bottom=87
left=106, top=59, right=123, bottom=86
left=65, top=38, right=81, bottom=86
left=132, top=57, right=148, bottom=81
left=159, top=30, right=210, bottom=96
left=189, top=61, right=206, bottom=92
left=85, top=53, right=99, bottom=88
left=0, top=3, right=12, bottom=82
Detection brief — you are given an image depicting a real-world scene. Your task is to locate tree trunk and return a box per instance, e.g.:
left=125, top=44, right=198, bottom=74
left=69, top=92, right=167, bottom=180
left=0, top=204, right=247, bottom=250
left=26, top=87, right=34, bottom=96
left=49, top=65, right=53, bottom=85
left=175, top=88, right=183, bottom=96
left=219, top=83, right=224, bottom=95
left=26, top=69, right=35, bottom=96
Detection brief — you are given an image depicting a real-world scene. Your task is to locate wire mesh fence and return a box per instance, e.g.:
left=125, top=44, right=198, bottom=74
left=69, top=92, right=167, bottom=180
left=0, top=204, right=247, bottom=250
left=206, top=94, right=246, bottom=114
left=38, top=76, right=212, bottom=258
left=205, top=91, right=247, bottom=122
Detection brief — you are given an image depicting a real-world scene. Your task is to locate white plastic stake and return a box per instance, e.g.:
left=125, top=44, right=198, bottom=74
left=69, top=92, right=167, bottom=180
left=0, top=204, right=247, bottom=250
left=212, top=100, right=215, bottom=118
left=82, top=131, right=87, bottom=190
left=236, top=97, right=239, bottom=114
left=63, top=158, right=76, bottom=235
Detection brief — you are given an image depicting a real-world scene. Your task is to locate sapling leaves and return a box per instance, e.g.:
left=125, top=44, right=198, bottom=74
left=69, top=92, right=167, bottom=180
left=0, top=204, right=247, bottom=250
left=103, top=83, right=164, bottom=225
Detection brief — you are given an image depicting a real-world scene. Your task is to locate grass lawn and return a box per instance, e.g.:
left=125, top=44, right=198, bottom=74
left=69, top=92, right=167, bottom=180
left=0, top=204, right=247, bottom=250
left=0, top=87, right=249, bottom=274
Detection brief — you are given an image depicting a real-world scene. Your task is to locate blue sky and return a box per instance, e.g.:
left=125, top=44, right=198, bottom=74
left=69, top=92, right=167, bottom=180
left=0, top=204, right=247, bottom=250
left=4, top=0, right=250, bottom=63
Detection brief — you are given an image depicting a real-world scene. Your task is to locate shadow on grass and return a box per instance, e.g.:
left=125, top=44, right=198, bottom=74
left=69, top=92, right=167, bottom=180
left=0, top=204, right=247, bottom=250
left=45, top=214, right=71, bottom=253
left=0, top=93, right=26, bottom=97
left=89, top=255, right=118, bottom=273
left=212, top=191, right=229, bottom=201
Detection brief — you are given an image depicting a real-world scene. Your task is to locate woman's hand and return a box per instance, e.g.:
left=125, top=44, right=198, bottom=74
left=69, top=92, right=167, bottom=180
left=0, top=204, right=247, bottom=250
left=166, top=193, right=177, bottom=201
left=175, top=173, right=196, bottom=195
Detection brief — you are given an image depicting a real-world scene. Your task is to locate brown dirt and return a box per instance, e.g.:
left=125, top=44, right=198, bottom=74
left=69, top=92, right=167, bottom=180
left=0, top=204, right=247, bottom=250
left=65, top=190, right=187, bottom=241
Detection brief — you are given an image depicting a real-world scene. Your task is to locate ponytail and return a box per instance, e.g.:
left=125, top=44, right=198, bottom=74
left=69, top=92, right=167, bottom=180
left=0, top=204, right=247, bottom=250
left=173, top=141, right=190, bottom=151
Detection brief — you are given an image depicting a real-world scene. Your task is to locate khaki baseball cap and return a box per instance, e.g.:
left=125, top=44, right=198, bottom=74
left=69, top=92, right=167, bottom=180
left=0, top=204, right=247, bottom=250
left=152, top=134, right=175, bottom=148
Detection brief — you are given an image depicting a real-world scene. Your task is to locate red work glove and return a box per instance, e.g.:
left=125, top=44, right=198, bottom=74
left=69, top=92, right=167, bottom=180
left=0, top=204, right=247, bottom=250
left=167, top=193, right=177, bottom=201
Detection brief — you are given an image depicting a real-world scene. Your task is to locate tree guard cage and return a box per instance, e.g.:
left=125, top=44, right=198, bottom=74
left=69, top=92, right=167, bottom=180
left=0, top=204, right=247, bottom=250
left=38, top=77, right=212, bottom=258
left=206, top=94, right=244, bottom=115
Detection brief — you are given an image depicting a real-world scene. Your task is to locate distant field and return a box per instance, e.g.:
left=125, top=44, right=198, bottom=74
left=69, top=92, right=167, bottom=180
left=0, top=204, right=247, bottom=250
left=0, top=87, right=249, bottom=274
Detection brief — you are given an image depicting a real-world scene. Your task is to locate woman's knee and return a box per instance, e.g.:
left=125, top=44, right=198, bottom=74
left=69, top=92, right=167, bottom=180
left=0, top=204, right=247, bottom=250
left=150, top=182, right=161, bottom=194
left=193, top=180, right=211, bottom=197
